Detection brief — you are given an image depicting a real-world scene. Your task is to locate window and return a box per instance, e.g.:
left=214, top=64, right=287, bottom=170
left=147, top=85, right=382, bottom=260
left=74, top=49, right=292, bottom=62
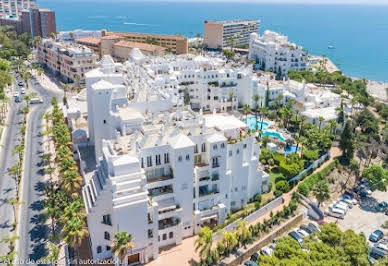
left=147, top=156, right=152, bottom=167
left=102, top=214, right=111, bottom=226
left=221, top=143, right=225, bottom=149
left=213, top=144, right=217, bottom=150
left=212, top=157, right=219, bottom=168
left=164, top=153, right=169, bottom=164
left=229, top=151, right=232, bottom=157
left=236, top=149, right=240, bottom=154
left=106, top=245, right=111, bottom=251
left=194, top=144, right=198, bottom=153
left=243, top=144, right=247, bottom=149
left=104, top=231, right=110, bottom=240
left=103, top=119, right=106, bottom=124
left=163, top=234, right=167, bottom=240
left=141, top=158, right=144, bottom=168
left=169, top=232, right=174, bottom=239
left=97, top=246, right=102, bottom=254
left=155, top=154, right=161, bottom=165
left=178, top=156, right=182, bottom=162
left=201, top=143, right=206, bottom=152
left=186, top=154, right=190, bottom=161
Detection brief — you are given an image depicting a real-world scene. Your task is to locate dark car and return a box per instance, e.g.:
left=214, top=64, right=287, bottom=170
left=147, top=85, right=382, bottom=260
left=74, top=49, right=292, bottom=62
left=370, top=246, right=387, bottom=259
left=300, top=224, right=315, bottom=235
left=250, top=252, right=259, bottom=262
left=288, top=231, right=303, bottom=244
left=369, top=230, right=384, bottom=242
left=244, top=261, right=258, bottom=266
left=376, top=202, right=388, bottom=212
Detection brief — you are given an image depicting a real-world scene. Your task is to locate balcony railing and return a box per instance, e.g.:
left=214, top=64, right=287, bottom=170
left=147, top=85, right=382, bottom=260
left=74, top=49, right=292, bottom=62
left=147, top=174, right=173, bottom=183
left=199, top=176, right=211, bottom=182
left=158, top=218, right=181, bottom=230
left=149, top=186, right=173, bottom=198
left=199, top=189, right=220, bottom=198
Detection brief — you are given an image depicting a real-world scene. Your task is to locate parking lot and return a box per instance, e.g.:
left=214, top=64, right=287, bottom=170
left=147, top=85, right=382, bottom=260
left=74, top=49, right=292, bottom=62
left=329, top=190, right=388, bottom=242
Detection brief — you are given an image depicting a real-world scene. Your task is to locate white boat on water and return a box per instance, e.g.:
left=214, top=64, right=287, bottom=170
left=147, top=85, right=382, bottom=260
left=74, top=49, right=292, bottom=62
left=328, top=45, right=335, bottom=49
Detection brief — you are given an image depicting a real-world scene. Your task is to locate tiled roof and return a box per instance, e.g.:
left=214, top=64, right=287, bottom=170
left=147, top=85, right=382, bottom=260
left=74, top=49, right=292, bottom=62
left=114, top=40, right=166, bottom=53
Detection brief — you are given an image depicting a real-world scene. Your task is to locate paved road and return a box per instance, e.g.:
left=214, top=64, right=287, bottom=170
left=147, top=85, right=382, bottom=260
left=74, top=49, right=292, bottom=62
left=18, top=78, right=62, bottom=263
left=0, top=82, right=23, bottom=256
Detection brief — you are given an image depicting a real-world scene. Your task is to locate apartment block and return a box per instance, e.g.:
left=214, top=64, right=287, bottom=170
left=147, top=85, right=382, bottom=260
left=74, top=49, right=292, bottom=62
left=102, top=30, right=188, bottom=54
left=37, top=39, right=98, bottom=84
left=0, top=7, right=56, bottom=38
left=0, top=0, right=36, bottom=18
left=204, top=19, right=259, bottom=49
left=249, top=30, right=308, bottom=78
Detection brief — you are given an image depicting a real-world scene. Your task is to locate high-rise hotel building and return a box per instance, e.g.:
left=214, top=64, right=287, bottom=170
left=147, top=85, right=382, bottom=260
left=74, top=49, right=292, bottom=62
left=204, top=19, right=259, bottom=49
left=0, top=0, right=36, bottom=18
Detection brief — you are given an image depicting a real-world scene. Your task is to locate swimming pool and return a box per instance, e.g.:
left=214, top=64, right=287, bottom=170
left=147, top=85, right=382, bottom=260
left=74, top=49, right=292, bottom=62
left=244, top=116, right=269, bottom=131
left=285, top=145, right=299, bottom=155
left=261, top=131, right=286, bottom=142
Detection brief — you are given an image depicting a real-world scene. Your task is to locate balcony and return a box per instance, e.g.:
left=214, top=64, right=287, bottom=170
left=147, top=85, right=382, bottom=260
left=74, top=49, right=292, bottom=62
left=220, top=82, right=237, bottom=88
left=149, top=185, right=173, bottom=198
left=212, top=163, right=220, bottom=169
left=158, top=217, right=181, bottom=230
left=199, top=187, right=220, bottom=198
left=147, top=174, right=173, bottom=183
left=211, top=174, right=219, bottom=181
left=199, top=176, right=211, bottom=182
left=146, top=167, right=173, bottom=183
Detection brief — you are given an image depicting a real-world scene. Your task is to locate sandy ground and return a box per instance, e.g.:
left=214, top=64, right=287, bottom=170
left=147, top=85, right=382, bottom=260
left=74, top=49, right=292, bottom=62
left=367, top=80, right=388, bottom=101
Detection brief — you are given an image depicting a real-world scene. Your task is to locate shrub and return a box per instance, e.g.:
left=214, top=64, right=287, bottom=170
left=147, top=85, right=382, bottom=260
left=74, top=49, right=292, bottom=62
left=297, top=183, right=309, bottom=196
left=276, top=180, right=290, bottom=193
left=274, top=189, right=283, bottom=197
left=275, top=175, right=286, bottom=184
left=303, top=149, right=319, bottom=162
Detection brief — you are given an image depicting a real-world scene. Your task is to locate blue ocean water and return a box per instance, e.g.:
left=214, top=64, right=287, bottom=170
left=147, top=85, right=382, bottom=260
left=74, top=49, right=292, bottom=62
left=38, top=0, right=388, bottom=81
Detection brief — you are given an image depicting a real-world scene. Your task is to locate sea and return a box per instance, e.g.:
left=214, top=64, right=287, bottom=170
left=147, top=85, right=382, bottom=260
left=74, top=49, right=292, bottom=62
left=38, top=0, right=388, bottom=82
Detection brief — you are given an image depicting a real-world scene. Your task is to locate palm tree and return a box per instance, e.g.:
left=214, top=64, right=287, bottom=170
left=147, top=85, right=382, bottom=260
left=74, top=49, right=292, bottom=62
left=62, top=216, right=88, bottom=266
left=195, top=226, right=213, bottom=264
left=9, top=163, right=21, bottom=197
left=252, top=94, right=262, bottom=131
left=235, top=220, right=251, bottom=247
left=112, top=232, right=135, bottom=265
left=61, top=199, right=86, bottom=224
left=328, top=120, right=338, bottom=135
left=243, top=104, right=251, bottom=122
left=50, top=32, right=57, bottom=40
left=44, top=242, right=60, bottom=266
left=318, top=116, right=325, bottom=131
left=220, top=231, right=238, bottom=256
left=61, top=170, right=83, bottom=197
left=74, top=75, right=81, bottom=92
left=312, top=180, right=330, bottom=207
left=22, top=68, right=32, bottom=89
left=7, top=197, right=24, bottom=230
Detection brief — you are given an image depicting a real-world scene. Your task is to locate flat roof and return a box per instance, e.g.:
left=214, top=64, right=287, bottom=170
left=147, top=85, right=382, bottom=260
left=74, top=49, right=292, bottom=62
left=114, top=40, right=166, bottom=52
left=107, top=31, right=187, bottom=41
left=76, top=36, right=101, bottom=46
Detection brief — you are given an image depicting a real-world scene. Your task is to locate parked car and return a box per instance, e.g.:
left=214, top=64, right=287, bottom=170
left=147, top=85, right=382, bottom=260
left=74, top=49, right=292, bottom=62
left=376, top=201, right=388, bottom=212
left=288, top=231, right=303, bottom=244
left=340, top=198, right=354, bottom=207
left=18, top=81, right=24, bottom=86
left=297, top=229, right=310, bottom=238
left=341, top=195, right=358, bottom=204
left=374, top=243, right=388, bottom=252
left=309, top=221, right=321, bottom=233
left=20, top=88, right=26, bottom=94
left=369, top=230, right=384, bottom=242
left=250, top=252, right=259, bottom=262
left=370, top=246, right=387, bottom=260
left=244, top=261, right=258, bottom=266
left=300, top=224, right=315, bottom=235
left=260, top=246, right=273, bottom=256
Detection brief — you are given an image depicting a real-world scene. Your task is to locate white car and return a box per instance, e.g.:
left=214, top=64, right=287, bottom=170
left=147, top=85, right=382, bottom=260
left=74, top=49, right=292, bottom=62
left=342, top=194, right=358, bottom=205
left=329, top=207, right=346, bottom=216
left=297, top=229, right=310, bottom=238
left=260, top=246, right=273, bottom=256
left=340, top=198, right=354, bottom=208
left=13, top=92, right=20, bottom=98
left=374, top=243, right=388, bottom=252
left=20, top=88, right=26, bottom=94
left=30, top=97, right=43, bottom=104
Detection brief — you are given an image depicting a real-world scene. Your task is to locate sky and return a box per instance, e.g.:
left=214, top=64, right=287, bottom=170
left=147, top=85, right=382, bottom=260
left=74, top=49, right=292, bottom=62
left=87, top=0, right=388, bottom=4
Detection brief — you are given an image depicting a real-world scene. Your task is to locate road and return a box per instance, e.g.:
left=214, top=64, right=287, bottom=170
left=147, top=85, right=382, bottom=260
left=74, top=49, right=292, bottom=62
left=17, top=77, right=62, bottom=263
left=0, top=81, right=23, bottom=256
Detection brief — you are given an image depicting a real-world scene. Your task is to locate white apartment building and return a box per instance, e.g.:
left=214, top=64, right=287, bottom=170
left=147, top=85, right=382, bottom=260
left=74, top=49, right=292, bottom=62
left=57, top=29, right=102, bottom=41
left=37, top=39, right=98, bottom=84
left=204, top=19, right=259, bottom=49
left=78, top=54, right=268, bottom=265
left=0, top=0, right=36, bottom=18
left=249, top=31, right=308, bottom=79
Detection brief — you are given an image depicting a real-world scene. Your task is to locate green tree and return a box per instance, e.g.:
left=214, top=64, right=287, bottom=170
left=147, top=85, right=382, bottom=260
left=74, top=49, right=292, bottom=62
left=195, top=226, right=213, bottom=265
left=236, top=220, right=251, bottom=247
left=362, top=165, right=388, bottom=191
left=112, top=232, right=135, bottom=265
left=243, top=104, right=251, bottom=121
left=339, top=120, right=355, bottom=160
left=219, top=231, right=238, bottom=256
left=312, top=180, right=330, bottom=207
left=62, top=217, right=88, bottom=266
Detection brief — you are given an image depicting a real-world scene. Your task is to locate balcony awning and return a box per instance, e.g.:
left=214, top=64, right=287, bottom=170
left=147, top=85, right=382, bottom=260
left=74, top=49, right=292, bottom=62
left=158, top=197, right=176, bottom=212
left=201, top=214, right=218, bottom=221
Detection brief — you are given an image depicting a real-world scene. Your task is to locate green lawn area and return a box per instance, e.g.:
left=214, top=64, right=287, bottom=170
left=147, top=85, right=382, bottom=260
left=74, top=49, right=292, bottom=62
left=269, top=167, right=284, bottom=189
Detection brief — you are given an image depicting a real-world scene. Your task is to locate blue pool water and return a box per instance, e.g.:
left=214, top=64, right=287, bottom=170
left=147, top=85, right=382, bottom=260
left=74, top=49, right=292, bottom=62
left=244, top=117, right=269, bottom=131
left=285, top=145, right=299, bottom=155
left=261, top=131, right=286, bottom=142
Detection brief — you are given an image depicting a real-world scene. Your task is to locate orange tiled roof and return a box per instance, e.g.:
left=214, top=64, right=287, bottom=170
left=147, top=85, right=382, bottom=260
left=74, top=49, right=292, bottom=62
left=76, top=36, right=101, bottom=46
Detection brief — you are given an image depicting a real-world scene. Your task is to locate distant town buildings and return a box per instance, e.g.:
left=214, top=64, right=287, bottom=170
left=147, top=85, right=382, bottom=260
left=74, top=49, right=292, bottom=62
left=0, top=7, right=56, bottom=38
left=57, top=29, right=102, bottom=41
left=102, top=30, right=188, bottom=54
left=204, top=19, right=259, bottom=50
left=37, top=39, right=98, bottom=84
left=0, top=0, right=36, bottom=18
left=76, top=34, right=166, bottom=61
left=249, top=30, right=308, bottom=78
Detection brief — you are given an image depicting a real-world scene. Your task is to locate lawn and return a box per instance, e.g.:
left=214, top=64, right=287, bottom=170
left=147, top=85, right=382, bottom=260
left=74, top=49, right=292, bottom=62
left=269, top=167, right=284, bottom=188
